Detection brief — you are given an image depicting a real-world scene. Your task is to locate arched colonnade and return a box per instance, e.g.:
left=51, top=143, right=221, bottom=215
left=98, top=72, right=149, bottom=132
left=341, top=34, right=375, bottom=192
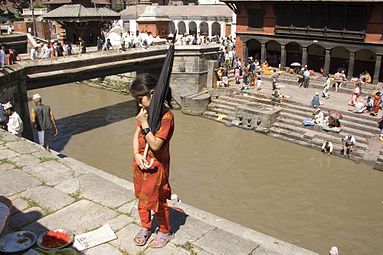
left=244, top=39, right=383, bottom=83
left=169, top=20, right=225, bottom=38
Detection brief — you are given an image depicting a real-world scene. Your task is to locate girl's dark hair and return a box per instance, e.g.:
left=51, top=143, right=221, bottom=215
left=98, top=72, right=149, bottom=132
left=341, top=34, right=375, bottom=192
left=129, top=73, right=173, bottom=111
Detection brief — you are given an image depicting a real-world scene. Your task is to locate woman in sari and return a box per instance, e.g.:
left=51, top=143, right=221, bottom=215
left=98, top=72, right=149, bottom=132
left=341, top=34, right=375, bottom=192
left=371, top=92, right=381, bottom=116
left=348, top=84, right=361, bottom=106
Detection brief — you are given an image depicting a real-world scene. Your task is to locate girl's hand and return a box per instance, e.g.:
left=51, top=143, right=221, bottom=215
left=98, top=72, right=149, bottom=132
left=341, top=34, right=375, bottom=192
left=136, top=108, right=148, bottom=125
left=135, top=153, right=148, bottom=170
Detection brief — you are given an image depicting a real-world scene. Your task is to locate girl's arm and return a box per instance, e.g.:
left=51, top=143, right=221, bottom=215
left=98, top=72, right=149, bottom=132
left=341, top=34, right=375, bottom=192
left=133, top=126, right=149, bottom=169
left=140, top=123, right=165, bottom=151
left=132, top=126, right=140, bottom=154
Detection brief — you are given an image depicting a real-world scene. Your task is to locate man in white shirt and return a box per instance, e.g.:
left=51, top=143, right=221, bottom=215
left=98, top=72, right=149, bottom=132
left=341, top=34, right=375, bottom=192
left=0, top=196, right=12, bottom=235
left=2, top=102, right=23, bottom=137
left=321, top=141, right=333, bottom=155
left=341, top=135, right=356, bottom=157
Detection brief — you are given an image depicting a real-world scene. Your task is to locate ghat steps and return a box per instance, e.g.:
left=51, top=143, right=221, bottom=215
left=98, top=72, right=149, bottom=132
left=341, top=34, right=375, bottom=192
left=203, top=92, right=382, bottom=167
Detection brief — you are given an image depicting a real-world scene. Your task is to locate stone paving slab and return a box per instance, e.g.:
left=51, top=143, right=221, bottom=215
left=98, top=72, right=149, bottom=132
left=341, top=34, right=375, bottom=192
left=5, top=141, right=39, bottom=154
left=23, top=200, right=119, bottom=235
left=79, top=173, right=135, bottom=208
left=0, top=169, right=41, bottom=196
left=110, top=223, right=147, bottom=254
left=0, top=148, right=20, bottom=160
left=83, top=243, right=123, bottom=255
left=106, top=214, right=134, bottom=232
left=193, top=228, right=259, bottom=255
left=20, top=185, right=75, bottom=212
left=54, top=177, right=81, bottom=195
left=0, top=131, right=19, bottom=142
left=117, top=200, right=137, bottom=215
left=10, top=196, right=29, bottom=216
left=22, top=161, right=74, bottom=186
left=145, top=242, right=189, bottom=255
left=0, top=162, right=16, bottom=171
left=7, top=154, right=41, bottom=167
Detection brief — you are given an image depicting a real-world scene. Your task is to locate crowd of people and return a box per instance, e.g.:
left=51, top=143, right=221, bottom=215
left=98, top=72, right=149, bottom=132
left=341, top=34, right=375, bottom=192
left=0, top=44, right=19, bottom=70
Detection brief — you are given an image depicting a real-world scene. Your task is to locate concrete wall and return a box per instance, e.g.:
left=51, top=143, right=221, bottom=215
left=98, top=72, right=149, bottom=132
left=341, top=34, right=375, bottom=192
left=0, top=69, right=32, bottom=139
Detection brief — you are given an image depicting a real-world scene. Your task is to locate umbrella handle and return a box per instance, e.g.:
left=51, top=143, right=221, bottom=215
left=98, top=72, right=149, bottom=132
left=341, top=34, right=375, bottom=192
left=143, top=143, right=155, bottom=169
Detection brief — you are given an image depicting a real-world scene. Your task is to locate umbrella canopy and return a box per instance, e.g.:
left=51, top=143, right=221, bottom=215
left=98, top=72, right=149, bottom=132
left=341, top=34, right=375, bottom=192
left=290, top=62, right=301, bottom=67
left=328, top=110, right=343, bottom=119
left=147, top=32, right=176, bottom=134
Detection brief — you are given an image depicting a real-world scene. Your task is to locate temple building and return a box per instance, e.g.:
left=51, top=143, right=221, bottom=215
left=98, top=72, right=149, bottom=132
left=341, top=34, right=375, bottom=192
left=43, top=4, right=119, bottom=44
left=120, top=4, right=234, bottom=38
left=223, top=0, right=383, bottom=83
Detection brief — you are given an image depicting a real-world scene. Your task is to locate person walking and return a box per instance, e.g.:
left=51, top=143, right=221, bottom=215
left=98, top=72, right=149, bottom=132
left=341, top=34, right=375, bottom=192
left=30, top=94, right=58, bottom=151
left=303, top=67, right=310, bottom=88
left=130, top=73, right=175, bottom=248
left=2, top=102, right=23, bottom=137
left=0, top=45, right=6, bottom=70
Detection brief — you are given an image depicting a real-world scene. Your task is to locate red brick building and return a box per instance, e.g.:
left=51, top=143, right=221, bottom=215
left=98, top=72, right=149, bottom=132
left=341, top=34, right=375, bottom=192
left=223, top=0, right=383, bottom=83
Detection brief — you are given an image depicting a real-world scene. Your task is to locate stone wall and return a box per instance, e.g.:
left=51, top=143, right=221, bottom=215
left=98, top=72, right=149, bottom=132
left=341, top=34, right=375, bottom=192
left=171, top=45, right=220, bottom=101
left=0, top=34, right=28, bottom=54
left=0, top=68, right=32, bottom=139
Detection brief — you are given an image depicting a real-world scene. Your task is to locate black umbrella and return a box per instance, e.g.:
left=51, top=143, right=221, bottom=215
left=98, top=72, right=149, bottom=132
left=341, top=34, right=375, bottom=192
left=143, top=32, right=176, bottom=168
left=147, top=32, right=176, bottom=134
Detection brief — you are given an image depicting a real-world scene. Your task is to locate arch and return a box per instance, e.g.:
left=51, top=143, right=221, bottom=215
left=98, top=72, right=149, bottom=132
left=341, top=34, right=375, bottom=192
left=246, top=39, right=261, bottom=61
left=330, top=46, right=349, bottom=74
left=169, top=21, right=176, bottom=34
left=178, top=21, right=186, bottom=35
left=307, top=44, right=325, bottom=72
left=188, top=21, right=197, bottom=35
left=265, top=40, right=281, bottom=67
left=354, top=49, right=376, bottom=78
left=200, top=21, right=208, bottom=36
left=285, top=42, right=302, bottom=66
left=212, top=22, right=221, bottom=37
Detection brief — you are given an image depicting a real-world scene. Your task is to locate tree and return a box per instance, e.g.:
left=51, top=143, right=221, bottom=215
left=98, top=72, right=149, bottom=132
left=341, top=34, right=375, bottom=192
left=0, top=0, right=30, bottom=14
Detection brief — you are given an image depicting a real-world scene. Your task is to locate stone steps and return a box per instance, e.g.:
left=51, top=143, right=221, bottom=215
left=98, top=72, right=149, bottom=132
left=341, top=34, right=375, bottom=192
left=280, top=110, right=376, bottom=139
left=269, top=125, right=365, bottom=160
left=277, top=114, right=370, bottom=146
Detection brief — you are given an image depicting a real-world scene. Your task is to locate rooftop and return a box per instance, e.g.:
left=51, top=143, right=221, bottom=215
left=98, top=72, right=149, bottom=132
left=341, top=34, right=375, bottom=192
left=43, top=4, right=120, bottom=20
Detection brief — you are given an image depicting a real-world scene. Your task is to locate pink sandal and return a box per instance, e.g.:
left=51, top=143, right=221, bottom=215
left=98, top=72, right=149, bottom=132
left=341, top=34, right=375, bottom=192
left=134, top=228, right=152, bottom=246
left=148, top=232, right=174, bottom=248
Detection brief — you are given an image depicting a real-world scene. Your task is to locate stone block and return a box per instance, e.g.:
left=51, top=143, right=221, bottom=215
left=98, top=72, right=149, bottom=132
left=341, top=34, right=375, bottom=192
left=171, top=216, right=215, bottom=246
left=146, top=242, right=189, bottom=255
left=0, top=169, right=41, bottom=196
left=55, top=178, right=81, bottom=195
left=32, top=150, right=56, bottom=159
left=79, top=173, right=135, bottom=208
left=6, top=141, right=38, bottom=154
left=0, top=148, right=20, bottom=160
left=193, top=228, right=259, bottom=255
left=8, top=154, right=40, bottom=167
left=0, top=131, right=19, bottom=142
left=23, top=161, right=74, bottom=186
left=106, top=214, right=134, bottom=232
left=0, top=163, right=15, bottom=171
left=117, top=200, right=137, bottom=215
left=110, top=224, right=146, bottom=254
left=20, top=186, right=75, bottom=212
left=23, top=200, right=118, bottom=235
left=10, top=207, right=44, bottom=229
left=83, top=244, right=123, bottom=255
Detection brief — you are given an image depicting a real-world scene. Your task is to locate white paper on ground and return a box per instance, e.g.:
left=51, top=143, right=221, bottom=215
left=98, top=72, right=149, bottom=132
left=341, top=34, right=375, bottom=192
left=72, top=224, right=117, bottom=251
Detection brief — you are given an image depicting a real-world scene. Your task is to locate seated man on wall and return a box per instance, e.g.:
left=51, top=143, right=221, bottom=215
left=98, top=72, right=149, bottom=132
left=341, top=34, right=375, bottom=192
left=0, top=196, right=12, bottom=235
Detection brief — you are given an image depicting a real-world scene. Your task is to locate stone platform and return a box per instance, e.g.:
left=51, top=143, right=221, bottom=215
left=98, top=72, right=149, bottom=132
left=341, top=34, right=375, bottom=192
left=0, top=130, right=318, bottom=255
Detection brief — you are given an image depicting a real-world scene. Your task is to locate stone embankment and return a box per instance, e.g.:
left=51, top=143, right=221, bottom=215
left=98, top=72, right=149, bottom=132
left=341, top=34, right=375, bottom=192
left=203, top=85, right=383, bottom=169
left=0, top=130, right=318, bottom=255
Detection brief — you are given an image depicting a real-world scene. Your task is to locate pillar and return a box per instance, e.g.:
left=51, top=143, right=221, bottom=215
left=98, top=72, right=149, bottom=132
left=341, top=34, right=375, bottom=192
left=324, top=49, right=331, bottom=75
left=347, top=52, right=355, bottom=79
left=243, top=41, right=248, bottom=61
left=196, top=21, right=201, bottom=35
left=302, top=47, right=308, bottom=67
left=173, top=20, right=178, bottom=35
left=208, top=21, right=212, bottom=38
left=280, top=45, right=286, bottom=68
left=260, top=42, right=266, bottom=63
left=373, top=54, right=382, bottom=84
left=220, top=21, right=225, bottom=37
left=185, top=20, right=190, bottom=35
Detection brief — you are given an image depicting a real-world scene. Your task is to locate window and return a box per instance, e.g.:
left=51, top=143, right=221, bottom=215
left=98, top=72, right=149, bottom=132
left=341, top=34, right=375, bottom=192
left=276, top=4, right=291, bottom=27
left=248, top=9, right=264, bottom=29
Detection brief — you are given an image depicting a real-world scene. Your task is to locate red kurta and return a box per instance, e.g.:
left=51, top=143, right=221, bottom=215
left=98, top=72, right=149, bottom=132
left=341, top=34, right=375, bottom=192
left=133, top=111, right=174, bottom=212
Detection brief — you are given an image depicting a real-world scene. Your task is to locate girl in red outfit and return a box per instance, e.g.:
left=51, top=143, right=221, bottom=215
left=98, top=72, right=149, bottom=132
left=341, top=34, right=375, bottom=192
left=130, top=73, right=174, bottom=248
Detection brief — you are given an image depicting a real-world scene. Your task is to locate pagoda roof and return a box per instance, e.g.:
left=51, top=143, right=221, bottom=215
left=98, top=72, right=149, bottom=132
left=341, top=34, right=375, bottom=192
left=43, top=4, right=119, bottom=20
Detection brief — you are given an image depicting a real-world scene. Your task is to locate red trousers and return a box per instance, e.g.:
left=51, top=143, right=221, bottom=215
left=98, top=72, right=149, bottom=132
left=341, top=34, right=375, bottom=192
left=138, top=201, right=171, bottom=233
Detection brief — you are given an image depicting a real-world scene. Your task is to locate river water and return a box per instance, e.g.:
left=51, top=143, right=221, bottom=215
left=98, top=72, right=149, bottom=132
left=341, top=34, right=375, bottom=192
left=28, top=83, right=383, bottom=255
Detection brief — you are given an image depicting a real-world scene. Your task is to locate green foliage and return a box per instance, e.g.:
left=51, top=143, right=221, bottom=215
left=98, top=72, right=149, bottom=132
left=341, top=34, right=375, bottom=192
left=115, top=3, right=123, bottom=13
left=32, top=2, right=46, bottom=8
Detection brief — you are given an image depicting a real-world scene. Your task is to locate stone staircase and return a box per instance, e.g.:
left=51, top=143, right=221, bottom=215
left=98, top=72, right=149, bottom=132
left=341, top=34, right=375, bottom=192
left=203, top=91, right=382, bottom=166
